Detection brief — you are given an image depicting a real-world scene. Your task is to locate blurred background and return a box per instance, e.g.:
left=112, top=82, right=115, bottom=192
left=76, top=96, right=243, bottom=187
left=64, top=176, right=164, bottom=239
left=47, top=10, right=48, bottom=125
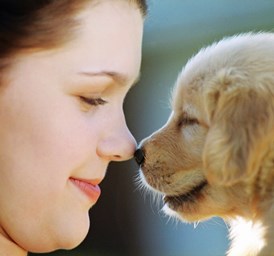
left=32, top=1, right=274, bottom=255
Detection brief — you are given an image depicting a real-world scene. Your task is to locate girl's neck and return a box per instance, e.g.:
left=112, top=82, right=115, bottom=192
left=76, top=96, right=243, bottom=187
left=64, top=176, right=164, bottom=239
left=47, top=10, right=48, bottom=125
left=0, top=229, right=27, bottom=256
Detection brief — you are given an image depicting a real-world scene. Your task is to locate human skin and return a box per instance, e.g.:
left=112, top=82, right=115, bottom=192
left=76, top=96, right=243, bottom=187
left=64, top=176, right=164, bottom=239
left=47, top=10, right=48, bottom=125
left=0, top=1, right=143, bottom=255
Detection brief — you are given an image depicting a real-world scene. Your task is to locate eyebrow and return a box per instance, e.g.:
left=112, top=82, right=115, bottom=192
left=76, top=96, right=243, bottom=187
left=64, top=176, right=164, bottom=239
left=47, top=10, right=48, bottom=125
left=79, top=70, right=140, bottom=87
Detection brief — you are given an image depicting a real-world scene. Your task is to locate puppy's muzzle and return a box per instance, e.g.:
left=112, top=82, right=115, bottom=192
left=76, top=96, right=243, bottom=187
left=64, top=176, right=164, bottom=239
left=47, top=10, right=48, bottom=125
left=134, top=147, right=145, bottom=166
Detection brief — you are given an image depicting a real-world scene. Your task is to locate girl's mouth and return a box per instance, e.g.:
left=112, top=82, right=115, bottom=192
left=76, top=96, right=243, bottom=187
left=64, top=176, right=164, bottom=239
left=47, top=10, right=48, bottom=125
left=69, top=177, right=101, bottom=203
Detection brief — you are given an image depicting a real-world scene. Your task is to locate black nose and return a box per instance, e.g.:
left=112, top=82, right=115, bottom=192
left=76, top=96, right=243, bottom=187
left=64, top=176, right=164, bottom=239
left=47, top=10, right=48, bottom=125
left=134, top=148, right=145, bottom=166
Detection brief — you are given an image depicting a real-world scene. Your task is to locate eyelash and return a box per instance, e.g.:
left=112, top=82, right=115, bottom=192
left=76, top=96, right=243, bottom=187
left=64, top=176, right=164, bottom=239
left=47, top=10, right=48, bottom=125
left=79, top=96, right=107, bottom=106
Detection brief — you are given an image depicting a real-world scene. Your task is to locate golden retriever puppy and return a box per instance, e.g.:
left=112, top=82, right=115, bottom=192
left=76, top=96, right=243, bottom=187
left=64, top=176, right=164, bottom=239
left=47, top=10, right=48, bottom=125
left=135, top=32, right=274, bottom=256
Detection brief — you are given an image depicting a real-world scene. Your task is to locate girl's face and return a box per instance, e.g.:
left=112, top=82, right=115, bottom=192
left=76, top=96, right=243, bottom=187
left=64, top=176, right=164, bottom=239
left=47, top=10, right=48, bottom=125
left=0, top=1, right=143, bottom=253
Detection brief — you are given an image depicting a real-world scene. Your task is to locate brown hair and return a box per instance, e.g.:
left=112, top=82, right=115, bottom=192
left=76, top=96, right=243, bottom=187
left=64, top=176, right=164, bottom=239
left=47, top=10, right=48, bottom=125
left=0, top=0, right=147, bottom=75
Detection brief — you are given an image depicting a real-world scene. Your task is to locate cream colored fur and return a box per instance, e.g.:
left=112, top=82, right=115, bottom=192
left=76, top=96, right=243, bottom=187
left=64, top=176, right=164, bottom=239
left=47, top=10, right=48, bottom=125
left=139, top=32, right=274, bottom=256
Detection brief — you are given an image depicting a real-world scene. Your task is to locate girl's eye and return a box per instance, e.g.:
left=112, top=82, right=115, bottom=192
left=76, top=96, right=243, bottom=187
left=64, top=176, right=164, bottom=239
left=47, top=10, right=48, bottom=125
left=79, top=96, right=107, bottom=106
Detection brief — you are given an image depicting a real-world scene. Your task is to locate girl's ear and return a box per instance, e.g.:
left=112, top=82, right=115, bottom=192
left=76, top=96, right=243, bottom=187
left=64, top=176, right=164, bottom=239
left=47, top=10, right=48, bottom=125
left=202, top=69, right=274, bottom=186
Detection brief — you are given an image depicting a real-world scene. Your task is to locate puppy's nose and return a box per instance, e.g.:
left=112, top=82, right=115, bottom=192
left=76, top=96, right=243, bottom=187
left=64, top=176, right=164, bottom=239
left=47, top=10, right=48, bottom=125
left=134, top=148, right=145, bottom=166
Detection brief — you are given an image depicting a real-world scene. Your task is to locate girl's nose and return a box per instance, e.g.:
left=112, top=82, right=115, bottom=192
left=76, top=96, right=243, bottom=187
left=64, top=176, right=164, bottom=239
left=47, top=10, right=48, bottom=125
left=97, top=122, right=137, bottom=162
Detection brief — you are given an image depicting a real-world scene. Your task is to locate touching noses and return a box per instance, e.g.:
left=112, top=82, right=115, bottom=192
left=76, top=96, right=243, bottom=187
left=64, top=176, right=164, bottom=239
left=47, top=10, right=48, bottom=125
left=97, top=116, right=137, bottom=162
left=134, top=147, right=145, bottom=166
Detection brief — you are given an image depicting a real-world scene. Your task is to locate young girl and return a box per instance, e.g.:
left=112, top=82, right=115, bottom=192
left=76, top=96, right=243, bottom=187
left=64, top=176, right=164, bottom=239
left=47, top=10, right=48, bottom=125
left=0, top=0, right=147, bottom=255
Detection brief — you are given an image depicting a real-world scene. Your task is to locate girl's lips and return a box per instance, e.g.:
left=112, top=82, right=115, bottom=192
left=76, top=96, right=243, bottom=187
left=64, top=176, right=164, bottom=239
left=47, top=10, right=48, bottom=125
left=70, top=177, right=101, bottom=203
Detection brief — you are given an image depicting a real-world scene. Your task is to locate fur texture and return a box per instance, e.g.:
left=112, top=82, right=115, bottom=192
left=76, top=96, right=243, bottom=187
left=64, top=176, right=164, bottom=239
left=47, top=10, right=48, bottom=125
left=137, top=32, right=274, bottom=256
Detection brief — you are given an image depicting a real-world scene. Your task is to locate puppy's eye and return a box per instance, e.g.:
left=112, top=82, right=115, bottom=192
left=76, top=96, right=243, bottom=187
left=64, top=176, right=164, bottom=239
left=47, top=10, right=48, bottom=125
left=178, top=117, right=199, bottom=127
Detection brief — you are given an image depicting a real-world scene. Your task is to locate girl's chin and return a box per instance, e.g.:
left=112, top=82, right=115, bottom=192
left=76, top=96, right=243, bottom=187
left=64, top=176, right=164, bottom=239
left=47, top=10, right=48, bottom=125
left=56, top=219, right=90, bottom=251
left=26, top=216, right=90, bottom=253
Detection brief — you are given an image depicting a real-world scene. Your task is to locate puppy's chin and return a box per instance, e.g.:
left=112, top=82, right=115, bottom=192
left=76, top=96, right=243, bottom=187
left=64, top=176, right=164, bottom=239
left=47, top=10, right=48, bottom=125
left=161, top=182, right=211, bottom=223
left=162, top=202, right=210, bottom=223
left=162, top=204, right=182, bottom=220
left=139, top=168, right=212, bottom=222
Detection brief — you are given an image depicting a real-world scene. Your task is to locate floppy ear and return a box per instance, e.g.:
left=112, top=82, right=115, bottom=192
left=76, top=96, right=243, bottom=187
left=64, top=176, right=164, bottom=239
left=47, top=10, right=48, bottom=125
left=203, top=69, right=274, bottom=186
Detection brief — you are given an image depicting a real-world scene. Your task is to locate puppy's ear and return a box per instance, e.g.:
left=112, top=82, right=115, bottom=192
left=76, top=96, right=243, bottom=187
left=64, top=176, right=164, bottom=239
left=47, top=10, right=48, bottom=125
left=203, top=69, right=274, bottom=186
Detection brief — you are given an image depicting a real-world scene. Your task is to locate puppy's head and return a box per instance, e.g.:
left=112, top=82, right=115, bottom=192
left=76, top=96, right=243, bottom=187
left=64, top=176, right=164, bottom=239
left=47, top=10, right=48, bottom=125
left=136, top=33, right=274, bottom=222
